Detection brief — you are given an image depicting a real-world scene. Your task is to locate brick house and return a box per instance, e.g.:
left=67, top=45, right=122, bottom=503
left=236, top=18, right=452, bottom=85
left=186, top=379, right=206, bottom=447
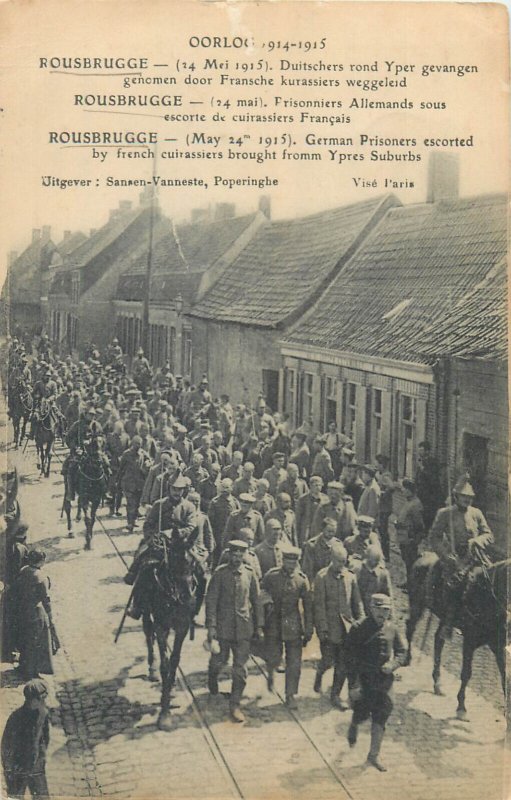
left=2, top=227, right=56, bottom=335
left=47, top=199, right=155, bottom=355
left=279, top=192, right=507, bottom=545
left=418, top=258, right=507, bottom=545
left=113, top=204, right=265, bottom=372
left=189, top=195, right=398, bottom=409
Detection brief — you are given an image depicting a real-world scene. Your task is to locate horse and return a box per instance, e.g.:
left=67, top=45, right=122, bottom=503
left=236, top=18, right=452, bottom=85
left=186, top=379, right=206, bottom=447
left=33, top=400, right=58, bottom=477
left=406, top=546, right=508, bottom=719
left=140, top=532, right=203, bottom=730
left=76, top=440, right=110, bottom=550
left=8, top=382, right=33, bottom=448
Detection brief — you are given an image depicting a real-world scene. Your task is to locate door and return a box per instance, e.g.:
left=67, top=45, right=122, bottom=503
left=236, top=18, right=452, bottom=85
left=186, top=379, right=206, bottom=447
left=262, top=369, right=279, bottom=413
left=462, top=433, right=489, bottom=511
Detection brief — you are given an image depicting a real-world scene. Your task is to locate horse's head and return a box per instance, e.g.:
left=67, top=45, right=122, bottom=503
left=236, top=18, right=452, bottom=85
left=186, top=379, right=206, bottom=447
left=464, top=558, right=509, bottom=623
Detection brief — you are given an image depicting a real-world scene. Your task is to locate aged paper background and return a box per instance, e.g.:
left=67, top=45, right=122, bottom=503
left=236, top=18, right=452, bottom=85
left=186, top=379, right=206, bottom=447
left=0, top=2, right=509, bottom=800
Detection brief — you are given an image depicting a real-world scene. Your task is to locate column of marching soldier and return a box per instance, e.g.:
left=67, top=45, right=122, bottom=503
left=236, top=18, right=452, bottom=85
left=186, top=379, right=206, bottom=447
left=1, top=334, right=494, bottom=790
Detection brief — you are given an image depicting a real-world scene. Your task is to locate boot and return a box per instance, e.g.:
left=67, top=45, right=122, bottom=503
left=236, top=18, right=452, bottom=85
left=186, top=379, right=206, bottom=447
left=208, top=671, right=219, bottom=696
left=313, top=669, right=323, bottom=693
left=127, top=603, right=142, bottom=620
left=285, top=694, right=298, bottom=710
left=367, top=722, right=387, bottom=771
left=330, top=694, right=349, bottom=711
left=347, top=720, right=358, bottom=747
left=266, top=669, right=274, bottom=692
left=230, top=705, right=245, bottom=723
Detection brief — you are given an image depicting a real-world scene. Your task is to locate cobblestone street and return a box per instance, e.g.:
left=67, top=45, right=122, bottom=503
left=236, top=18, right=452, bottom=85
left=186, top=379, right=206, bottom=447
left=1, top=432, right=508, bottom=800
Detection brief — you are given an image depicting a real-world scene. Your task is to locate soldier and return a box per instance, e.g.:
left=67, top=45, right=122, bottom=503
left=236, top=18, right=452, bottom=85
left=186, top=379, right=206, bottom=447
left=117, top=435, right=151, bottom=533
left=253, top=478, right=276, bottom=517
left=222, top=450, right=244, bottom=482
left=206, top=540, right=264, bottom=723
left=212, top=430, right=230, bottom=469
left=254, top=518, right=285, bottom=577
left=173, top=423, right=193, bottom=466
left=355, top=545, right=394, bottom=616
left=184, top=453, right=209, bottom=491
left=262, top=452, right=287, bottom=498
left=358, top=464, right=381, bottom=525
left=288, top=429, right=311, bottom=479
left=207, top=479, right=240, bottom=567
left=311, top=481, right=356, bottom=540
left=198, top=462, right=222, bottom=513
left=375, top=455, right=395, bottom=562
left=2, top=679, right=51, bottom=800
left=302, top=517, right=342, bottom=584
left=311, top=435, right=335, bottom=486
left=105, top=420, right=130, bottom=516
left=264, top=493, right=297, bottom=547
left=222, top=493, right=264, bottom=550
left=124, top=473, right=197, bottom=615
left=252, top=397, right=276, bottom=438
left=218, top=526, right=262, bottom=581
left=141, top=450, right=178, bottom=507
left=66, top=406, right=102, bottom=453
left=277, top=463, right=308, bottom=511
left=196, top=432, right=220, bottom=476
left=232, top=461, right=258, bottom=499
left=394, top=479, right=425, bottom=591
left=187, top=490, right=215, bottom=558
left=124, top=406, right=142, bottom=439
left=295, top=475, right=328, bottom=547
left=313, top=541, right=365, bottom=709
left=346, top=593, right=407, bottom=772
left=132, top=348, right=152, bottom=396
left=262, top=545, right=313, bottom=709
left=415, top=441, right=442, bottom=531
left=344, top=516, right=382, bottom=565
left=218, top=394, right=235, bottom=447
left=428, top=478, right=493, bottom=639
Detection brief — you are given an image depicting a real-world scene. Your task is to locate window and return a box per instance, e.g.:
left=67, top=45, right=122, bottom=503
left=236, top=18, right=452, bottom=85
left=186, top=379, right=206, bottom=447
left=344, top=382, right=357, bottom=441
left=302, top=373, right=314, bottom=423
left=400, top=394, right=416, bottom=478
left=71, top=272, right=80, bottom=305
left=285, top=369, right=296, bottom=422
left=323, top=376, right=337, bottom=430
left=370, top=388, right=383, bottom=460
left=182, top=329, right=192, bottom=376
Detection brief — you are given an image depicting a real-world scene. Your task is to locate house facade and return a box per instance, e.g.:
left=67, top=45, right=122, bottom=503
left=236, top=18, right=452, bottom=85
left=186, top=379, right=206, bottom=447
left=113, top=204, right=266, bottom=372
left=2, top=227, right=56, bottom=336
left=190, top=194, right=399, bottom=409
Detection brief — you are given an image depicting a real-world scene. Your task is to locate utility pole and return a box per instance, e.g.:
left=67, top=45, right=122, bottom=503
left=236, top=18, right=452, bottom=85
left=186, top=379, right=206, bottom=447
left=141, top=143, right=158, bottom=355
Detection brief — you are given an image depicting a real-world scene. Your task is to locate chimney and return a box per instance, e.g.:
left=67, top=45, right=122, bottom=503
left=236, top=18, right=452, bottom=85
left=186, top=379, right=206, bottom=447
left=190, top=207, right=211, bottom=225
left=426, top=153, right=459, bottom=203
left=214, top=202, right=235, bottom=221
left=32, top=228, right=41, bottom=243
left=41, top=225, right=51, bottom=243
left=139, top=186, right=159, bottom=207
left=8, top=251, right=18, bottom=267
left=109, top=209, right=121, bottom=221
left=119, top=200, right=133, bottom=212
left=258, top=195, right=271, bottom=219
left=63, top=230, right=71, bottom=241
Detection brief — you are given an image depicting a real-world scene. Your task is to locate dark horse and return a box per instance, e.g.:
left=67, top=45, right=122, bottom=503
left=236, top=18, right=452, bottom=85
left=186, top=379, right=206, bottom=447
left=76, top=440, right=110, bottom=550
left=406, top=547, right=508, bottom=719
left=141, top=532, right=203, bottom=730
left=33, top=399, right=57, bottom=477
left=8, top=381, right=33, bottom=448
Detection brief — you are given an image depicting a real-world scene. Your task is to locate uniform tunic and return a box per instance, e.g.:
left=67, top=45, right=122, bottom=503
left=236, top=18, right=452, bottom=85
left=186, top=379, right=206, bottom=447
left=346, top=616, right=407, bottom=726
left=429, top=504, right=493, bottom=561
left=262, top=566, right=313, bottom=696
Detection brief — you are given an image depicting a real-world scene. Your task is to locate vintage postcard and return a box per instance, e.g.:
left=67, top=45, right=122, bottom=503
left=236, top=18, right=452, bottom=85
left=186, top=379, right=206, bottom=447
left=0, top=2, right=508, bottom=799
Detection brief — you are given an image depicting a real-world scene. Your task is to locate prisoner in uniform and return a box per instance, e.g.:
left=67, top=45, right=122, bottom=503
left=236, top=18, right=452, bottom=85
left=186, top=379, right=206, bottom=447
left=262, top=545, right=313, bottom=709
left=302, top=517, right=342, bottom=584
left=117, top=435, right=151, bottom=533
left=346, top=593, right=407, bottom=772
left=254, top=519, right=285, bottom=577
left=313, top=541, right=364, bottom=709
left=206, top=540, right=264, bottom=723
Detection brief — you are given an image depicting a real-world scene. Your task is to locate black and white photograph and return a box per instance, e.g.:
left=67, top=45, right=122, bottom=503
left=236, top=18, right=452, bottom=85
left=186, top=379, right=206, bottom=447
left=0, top=2, right=508, bottom=799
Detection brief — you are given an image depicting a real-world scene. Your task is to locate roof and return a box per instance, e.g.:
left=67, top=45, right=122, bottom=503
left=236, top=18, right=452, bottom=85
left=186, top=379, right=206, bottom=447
left=283, top=193, right=508, bottom=365
left=124, top=212, right=258, bottom=276
left=49, top=206, right=155, bottom=297
left=4, top=238, right=57, bottom=305
left=115, top=212, right=258, bottom=304
left=417, top=258, right=508, bottom=361
left=56, top=231, right=87, bottom=257
left=191, top=196, right=398, bottom=328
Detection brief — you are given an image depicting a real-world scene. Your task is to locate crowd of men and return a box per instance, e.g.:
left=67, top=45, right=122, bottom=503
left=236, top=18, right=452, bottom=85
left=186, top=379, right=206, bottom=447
left=2, top=333, right=495, bottom=779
